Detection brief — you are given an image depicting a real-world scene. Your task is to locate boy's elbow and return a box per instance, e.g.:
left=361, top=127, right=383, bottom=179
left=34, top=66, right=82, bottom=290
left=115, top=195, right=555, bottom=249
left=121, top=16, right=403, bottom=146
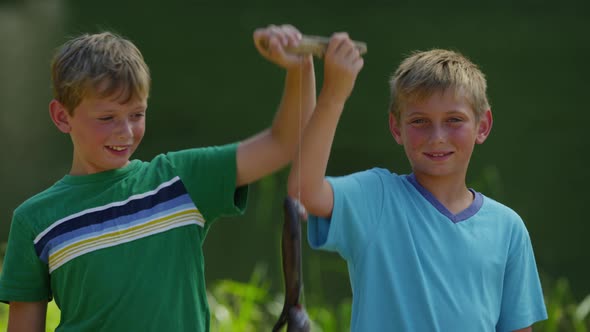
left=298, top=192, right=322, bottom=217
left=287, top=171, right=313, bottom=203
left=287, top=179, right=310, bottom=206
left=288, top=180, right=332, bottom=218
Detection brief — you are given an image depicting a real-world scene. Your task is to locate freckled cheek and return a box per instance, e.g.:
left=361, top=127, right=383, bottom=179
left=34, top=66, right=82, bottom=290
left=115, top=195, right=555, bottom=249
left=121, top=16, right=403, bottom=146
left=448, top=128, right=474, bottom=146
left=91, top=125, right=115, bottom=143
left=132, top=124, right=146, bottom=141
left=404, top=128, right=428, bottom=148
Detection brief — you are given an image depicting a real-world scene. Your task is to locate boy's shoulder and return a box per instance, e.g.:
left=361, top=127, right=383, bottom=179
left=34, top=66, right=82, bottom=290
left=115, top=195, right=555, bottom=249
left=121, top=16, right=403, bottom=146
left=335, top=167, right=401, bottom=181
left=362, top=167, right=415, bottom=190
left=14, top=178, right=68, bottom=217
left=480, top=194, right=523, bottom=221
left=478, top=193, right=532, bottom=237
left=329, top=167, right=410, bottom=194
left=11, top=161, right=151, bottom=231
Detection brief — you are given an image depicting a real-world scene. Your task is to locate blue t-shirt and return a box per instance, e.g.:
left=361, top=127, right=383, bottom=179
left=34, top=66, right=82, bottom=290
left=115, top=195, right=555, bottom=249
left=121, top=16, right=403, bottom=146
left=308, top=168, right=547, bottom=331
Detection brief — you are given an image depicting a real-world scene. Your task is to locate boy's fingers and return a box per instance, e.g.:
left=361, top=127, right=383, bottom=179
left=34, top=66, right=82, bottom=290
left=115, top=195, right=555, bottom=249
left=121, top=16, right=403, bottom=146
left=329, top=33, right=346, bottom=51
left=345, top=48, right=362, bottom=65
left=264, top=25, right=301, bottom=49
left=281, top=24, right=299, bottom=35
left=280, top=24, right=302, bottom=47
left=254, top=34, right=284, bottom=58
left=270, top=26, right=289, bottom=47
left=354, top=57, right=365, bottom=72
left=326, top=32, right=354, bottom=57
left=269, top=37, right=285, bottom=56
left=254, top=26, right=280, bottom=50
left=270, top=25, right=301, bottom=48
left=345, top=43, right=359, bottom=58
left=253, top=29, right=265, bottom=47
left=253, top=29, right=275, bottom=54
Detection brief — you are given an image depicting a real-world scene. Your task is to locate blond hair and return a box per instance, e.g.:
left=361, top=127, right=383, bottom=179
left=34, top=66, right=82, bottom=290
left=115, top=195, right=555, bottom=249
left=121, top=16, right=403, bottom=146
left=389, top=49, right=489, bottom=120
left=51, top=32, right=151, bottom=113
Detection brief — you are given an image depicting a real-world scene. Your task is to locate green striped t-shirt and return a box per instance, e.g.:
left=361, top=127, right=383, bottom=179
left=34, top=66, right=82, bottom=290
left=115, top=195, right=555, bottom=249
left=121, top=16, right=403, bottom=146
left=0, top=144, right=247, bottom=331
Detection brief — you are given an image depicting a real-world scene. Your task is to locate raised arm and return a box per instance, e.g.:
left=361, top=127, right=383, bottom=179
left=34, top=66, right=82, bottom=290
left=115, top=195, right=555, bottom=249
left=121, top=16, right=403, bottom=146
left=7, top=301, right=47, bottom=332
left=235, top=24, right=316, bottom=187
left=287, top=33, right=364, bottom=218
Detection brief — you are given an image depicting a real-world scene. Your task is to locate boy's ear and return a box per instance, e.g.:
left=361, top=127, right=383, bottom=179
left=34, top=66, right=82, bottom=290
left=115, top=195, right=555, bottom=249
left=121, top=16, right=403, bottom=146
left=388, top=112, right=403, bottom=145
left=475, top=109, right=493, bottom=144
left=49, top=99, right=72, bottom=133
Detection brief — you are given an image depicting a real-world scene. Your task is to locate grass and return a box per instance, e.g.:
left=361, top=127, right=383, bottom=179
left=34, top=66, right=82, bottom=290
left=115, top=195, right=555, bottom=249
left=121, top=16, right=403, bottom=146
left=536, top=277, right=590, bottom=332
left=207, top=264, right=351, bottom=332
left=1, top=270, right=588, bottom=331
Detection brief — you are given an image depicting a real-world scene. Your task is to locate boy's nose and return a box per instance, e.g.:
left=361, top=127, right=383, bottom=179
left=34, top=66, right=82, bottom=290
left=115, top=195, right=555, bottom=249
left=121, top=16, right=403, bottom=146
left=430, top=125, right=446, bottom=143
left=115, top=120, right=133, bottom=140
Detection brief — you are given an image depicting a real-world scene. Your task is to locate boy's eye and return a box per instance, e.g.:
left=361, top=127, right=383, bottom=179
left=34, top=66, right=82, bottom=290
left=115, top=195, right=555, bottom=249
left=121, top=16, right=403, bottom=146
left=448, top=117, right=463, bottom=123
left=98, top=116, right=113, bottom=121
left=410, top=118, right=427, bottom=124
left=132, top=112, right=145, bottom=120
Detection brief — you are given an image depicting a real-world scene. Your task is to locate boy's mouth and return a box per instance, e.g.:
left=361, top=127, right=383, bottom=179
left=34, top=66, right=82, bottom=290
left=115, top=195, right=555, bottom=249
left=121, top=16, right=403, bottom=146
left=424, top=152, right=453, bottom=158
left=106, top=145, right=128, bottom=151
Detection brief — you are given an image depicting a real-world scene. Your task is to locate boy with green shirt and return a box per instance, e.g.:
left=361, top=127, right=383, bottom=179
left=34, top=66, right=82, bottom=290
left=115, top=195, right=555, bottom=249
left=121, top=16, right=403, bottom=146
left=0, top=25, right=361, bottom=331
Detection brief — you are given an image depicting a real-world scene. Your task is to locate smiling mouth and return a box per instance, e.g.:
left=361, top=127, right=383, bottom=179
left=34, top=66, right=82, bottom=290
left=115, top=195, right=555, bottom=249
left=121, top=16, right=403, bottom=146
left=425, top=152, right=452, bottom=157
left=107, top=145, right=128, bottom=151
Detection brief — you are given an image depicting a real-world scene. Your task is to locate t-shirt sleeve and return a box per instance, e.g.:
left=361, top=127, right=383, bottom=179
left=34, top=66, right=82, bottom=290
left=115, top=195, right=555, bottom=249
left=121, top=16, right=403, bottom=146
left=307, top=169, right=385, bottom=262
left=496, top=221, right=548, bottom=331
left=0, top=214, right=51, bottom=303
left=164, top=143, right=248, bottom=227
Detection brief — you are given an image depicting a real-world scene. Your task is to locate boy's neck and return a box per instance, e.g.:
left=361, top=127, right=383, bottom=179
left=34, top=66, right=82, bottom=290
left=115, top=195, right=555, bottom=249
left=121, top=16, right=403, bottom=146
left=413, top=172, right=473, bottom=215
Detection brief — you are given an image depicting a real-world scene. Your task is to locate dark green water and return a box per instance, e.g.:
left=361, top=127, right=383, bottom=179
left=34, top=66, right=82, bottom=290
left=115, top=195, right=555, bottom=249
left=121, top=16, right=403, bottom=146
left=1, top=0, right=589, bottom=306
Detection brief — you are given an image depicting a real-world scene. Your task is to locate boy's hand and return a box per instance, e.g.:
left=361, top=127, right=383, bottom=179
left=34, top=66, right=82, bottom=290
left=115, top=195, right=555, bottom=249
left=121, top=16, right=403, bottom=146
left=254, top=24, right=312, bottom=70
left=320, top=33, right=364, bottom=105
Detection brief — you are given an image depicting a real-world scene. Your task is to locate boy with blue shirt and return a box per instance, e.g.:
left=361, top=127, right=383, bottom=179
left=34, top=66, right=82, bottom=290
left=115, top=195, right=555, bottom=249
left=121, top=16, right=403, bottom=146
left=0, top=25, right=362, bottom=331
left=289, top=48, right=547, bottom=331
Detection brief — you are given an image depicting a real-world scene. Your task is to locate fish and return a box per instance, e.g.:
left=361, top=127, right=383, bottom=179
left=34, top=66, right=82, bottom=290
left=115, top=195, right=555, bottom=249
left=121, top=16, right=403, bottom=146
left=272, top=197, right=311, bottom=332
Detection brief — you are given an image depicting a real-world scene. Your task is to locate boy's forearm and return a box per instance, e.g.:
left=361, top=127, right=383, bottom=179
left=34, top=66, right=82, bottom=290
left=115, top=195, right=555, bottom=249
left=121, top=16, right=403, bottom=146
left=235, top=59, right=315, bottom=186
left=8, top=301, right=47, bottom=332
left=288, top=33, right=364, bottom=216
left=288, top=95, right=345, bottom=216
left=270, top=57, right=316, bottom=158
